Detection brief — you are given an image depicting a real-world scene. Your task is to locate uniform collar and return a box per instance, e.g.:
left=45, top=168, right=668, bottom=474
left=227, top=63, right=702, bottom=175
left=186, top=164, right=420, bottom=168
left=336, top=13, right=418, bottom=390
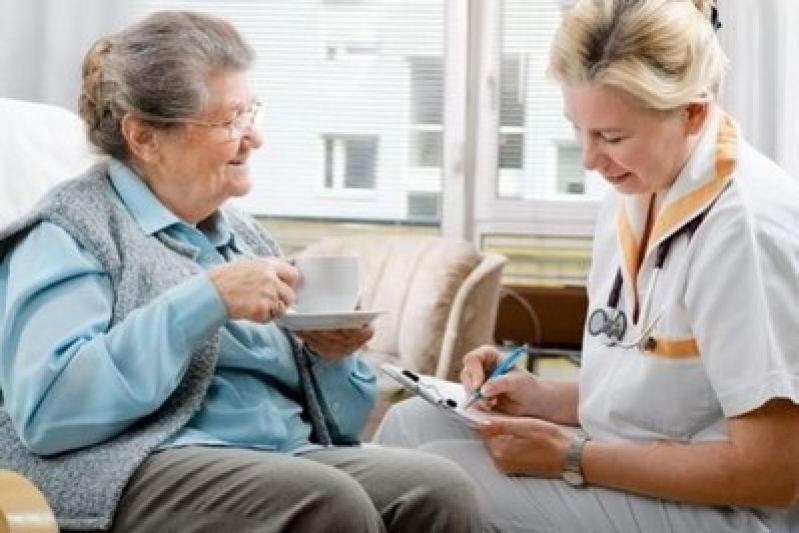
left=615, top=106, right=737, bottom=285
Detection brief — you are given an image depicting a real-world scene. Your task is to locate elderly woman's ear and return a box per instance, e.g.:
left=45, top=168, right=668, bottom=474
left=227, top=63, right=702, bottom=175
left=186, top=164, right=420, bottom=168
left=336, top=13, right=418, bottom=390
left=120, top=113, right=160, bottom=164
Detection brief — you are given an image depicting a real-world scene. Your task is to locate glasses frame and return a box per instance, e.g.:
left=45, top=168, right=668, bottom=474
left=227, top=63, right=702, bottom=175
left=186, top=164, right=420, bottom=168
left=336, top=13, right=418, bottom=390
left=134, top=100, right=263, bottom=142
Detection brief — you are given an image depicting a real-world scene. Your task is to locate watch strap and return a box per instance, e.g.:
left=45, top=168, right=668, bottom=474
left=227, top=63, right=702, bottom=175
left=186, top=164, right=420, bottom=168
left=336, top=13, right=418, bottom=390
left=563, top=432, right=589, bottom=487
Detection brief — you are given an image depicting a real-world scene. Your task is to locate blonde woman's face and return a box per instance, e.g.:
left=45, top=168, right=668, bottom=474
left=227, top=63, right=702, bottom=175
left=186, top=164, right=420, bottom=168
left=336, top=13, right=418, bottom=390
left=562, top=84, right=699, bottom=196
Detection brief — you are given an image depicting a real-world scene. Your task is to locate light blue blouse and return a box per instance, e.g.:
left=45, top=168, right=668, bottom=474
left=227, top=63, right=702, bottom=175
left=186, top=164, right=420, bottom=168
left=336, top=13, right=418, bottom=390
left=0, top=160, right=374, bottom=456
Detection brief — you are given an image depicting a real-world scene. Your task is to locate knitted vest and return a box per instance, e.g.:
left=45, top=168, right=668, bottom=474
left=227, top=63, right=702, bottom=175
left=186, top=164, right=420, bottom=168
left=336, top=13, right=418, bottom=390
left=0, top=163, right=331, bottom=530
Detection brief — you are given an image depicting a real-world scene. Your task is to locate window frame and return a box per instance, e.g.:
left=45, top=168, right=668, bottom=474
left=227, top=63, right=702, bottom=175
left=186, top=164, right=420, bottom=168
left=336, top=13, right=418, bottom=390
left=456, top=0, right=601, bottom=244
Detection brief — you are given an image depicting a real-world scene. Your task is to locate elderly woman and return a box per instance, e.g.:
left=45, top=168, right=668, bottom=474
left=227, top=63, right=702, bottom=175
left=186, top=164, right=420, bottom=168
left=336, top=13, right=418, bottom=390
left=0, top=11, right=478, bottom=533
left=375, top=1, right=799, bottom=531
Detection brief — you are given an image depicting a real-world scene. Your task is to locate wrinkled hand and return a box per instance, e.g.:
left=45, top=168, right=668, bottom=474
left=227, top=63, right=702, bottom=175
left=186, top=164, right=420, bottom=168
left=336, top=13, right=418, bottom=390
left=209, top=258, right=298, bottom=323
left=479, top=417, right=570, bottom=477
left=296, top=324, right=374, bottom=362
left=460, top=344, right=541, bottom=416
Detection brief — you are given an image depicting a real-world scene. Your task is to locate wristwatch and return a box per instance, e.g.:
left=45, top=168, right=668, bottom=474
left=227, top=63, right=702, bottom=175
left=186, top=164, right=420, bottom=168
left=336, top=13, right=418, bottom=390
left=562, top=432, right=590, bottom=487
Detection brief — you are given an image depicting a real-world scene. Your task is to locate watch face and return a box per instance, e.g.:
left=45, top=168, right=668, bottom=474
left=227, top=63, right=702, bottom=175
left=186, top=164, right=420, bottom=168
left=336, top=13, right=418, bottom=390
left=563, top=470, right=584, bottom=487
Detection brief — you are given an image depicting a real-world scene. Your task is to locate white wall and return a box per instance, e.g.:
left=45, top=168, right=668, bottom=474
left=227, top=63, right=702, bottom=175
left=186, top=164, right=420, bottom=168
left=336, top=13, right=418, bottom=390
left=0, top=0, right=139, bottom=111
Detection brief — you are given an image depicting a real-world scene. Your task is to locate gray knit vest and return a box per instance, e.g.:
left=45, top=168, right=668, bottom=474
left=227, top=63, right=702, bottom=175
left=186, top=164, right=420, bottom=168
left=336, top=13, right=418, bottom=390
left=0, top=162, right=332, bottom=531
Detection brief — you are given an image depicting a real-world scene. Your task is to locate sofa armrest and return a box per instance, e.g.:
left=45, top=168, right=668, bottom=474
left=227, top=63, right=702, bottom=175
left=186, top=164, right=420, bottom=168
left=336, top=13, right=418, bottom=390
left=435, top=252, right=508, bottom=381
left=0, top=470, right=57, bottom=533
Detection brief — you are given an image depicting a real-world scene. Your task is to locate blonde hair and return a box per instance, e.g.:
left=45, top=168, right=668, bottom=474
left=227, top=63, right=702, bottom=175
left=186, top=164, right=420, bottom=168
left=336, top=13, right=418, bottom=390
left=79, top=11, right=255, bottom=159
left=549, top=0, right=727, bottom=111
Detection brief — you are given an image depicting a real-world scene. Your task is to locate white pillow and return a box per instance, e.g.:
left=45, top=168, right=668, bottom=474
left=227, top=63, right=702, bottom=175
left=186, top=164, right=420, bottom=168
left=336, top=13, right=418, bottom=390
left=0, top=98, right=103, bottom=228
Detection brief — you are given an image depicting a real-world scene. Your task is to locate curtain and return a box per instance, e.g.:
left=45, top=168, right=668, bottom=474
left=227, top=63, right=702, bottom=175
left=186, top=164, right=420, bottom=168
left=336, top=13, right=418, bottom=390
left=718, top=0, right=799, bottom=178
left=0, top=0, right=140, bottom=111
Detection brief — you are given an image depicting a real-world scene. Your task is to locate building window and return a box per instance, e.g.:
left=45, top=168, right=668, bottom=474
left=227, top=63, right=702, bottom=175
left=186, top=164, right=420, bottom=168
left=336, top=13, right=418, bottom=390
left=556, top=143, right=585, bottom=195
left=406, top=191, right=440, bottom=222
left=408, top=55, right=444, bottom=171
left=500, top=56, right=525, bottom=128
left=410, top=129, right=442, bottom=168
left=409, top=56, right=443, bottom=125
left=323, top=134, right=379, bottom=189
left=499, top=132, right=524, bottom=170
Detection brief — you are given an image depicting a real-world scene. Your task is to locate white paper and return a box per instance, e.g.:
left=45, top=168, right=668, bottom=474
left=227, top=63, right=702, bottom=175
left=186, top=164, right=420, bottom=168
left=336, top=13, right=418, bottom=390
left=381, top=364, right=503, bottom=427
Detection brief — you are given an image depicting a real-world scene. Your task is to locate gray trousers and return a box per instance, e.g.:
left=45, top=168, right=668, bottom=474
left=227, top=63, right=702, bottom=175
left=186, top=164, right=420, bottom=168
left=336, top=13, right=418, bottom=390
left=83, top=444, right=479, bottom=532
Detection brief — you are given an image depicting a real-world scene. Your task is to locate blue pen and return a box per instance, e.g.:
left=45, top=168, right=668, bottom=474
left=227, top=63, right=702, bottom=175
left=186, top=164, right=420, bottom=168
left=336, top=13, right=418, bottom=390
left=462, top=344, right=528, bottom=410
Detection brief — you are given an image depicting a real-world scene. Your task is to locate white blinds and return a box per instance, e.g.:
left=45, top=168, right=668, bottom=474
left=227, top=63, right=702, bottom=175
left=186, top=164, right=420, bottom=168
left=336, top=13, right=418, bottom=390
left=141, top=0, right=447, bottom=225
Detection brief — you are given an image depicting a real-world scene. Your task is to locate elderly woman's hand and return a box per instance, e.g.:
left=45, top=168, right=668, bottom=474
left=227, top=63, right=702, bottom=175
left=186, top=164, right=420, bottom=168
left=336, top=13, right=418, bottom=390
left=296, top=325, right=374, bottom=362
left=209, top=258, right=298, bottom=323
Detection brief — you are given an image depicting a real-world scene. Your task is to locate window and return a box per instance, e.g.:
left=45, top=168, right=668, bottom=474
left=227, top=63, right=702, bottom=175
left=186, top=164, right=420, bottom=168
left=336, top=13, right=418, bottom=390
left=556, top=143, right=586, bottom=195
left=140, top=0, right=448, bottom=228
left=140, top=0, right=601, bottom=284
left=474, top=0, right=608, bottom=216
left=472, top=0, right=605, bottom=284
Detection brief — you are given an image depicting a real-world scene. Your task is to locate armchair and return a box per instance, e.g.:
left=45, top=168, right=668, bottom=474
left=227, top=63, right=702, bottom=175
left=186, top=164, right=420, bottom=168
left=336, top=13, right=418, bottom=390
left=297, top=234, right=507, bottom=438
left=0, top=472, right=57, bottom=533
left=0, top=97, right=100, bottom=532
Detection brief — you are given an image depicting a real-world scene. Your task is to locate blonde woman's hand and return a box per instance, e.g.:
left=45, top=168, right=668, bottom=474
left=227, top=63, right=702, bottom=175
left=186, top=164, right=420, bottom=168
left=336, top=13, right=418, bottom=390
left=460, top=344, right=541, bottom=416
left=479, top=417, right=571, bottom=477
left=209, top=258, right=299, bottom=322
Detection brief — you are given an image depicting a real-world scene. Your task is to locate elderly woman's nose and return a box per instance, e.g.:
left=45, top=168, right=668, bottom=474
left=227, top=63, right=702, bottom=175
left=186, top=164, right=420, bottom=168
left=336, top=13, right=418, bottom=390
left=242, top=126, right=264, bottom=149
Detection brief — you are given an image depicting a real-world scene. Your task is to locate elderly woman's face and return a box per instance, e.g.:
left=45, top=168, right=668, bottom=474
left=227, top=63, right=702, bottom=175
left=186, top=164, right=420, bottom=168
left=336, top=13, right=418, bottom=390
left=151, top=71, right=263, bottom=223
left=562, top=84, right=704, bottom=196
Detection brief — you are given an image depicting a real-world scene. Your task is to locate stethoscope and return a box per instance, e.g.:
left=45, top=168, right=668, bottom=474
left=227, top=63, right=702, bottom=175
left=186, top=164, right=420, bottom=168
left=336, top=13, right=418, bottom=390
left=587, top=209, right=709, bottom=350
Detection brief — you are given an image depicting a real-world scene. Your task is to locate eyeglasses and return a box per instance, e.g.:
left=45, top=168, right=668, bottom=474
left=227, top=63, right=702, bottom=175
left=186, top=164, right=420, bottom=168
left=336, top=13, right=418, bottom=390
left=136, top=100, right=264, bottom=142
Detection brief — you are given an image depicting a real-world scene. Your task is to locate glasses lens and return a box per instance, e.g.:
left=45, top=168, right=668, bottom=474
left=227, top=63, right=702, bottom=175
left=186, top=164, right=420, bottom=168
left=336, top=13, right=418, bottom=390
left=229, top=101, right=263, bottom=139
left=251, top=102, right=264, bottom=130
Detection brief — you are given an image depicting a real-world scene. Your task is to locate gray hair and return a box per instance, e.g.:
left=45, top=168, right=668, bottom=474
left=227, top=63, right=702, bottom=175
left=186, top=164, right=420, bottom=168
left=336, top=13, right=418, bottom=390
left=79, top=11, right=255, bottom=159
left=548, top=0, right=727, bottom=111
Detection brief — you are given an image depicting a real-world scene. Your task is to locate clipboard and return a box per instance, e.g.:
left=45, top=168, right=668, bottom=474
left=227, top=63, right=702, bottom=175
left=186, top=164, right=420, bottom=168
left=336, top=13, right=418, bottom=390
left=382, top=363, right=580, bottom=436
left=381, top=364, right=486, bottom=427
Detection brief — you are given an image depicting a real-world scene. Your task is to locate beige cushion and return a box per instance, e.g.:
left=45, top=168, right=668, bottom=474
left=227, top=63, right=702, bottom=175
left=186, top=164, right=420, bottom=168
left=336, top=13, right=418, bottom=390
left=299, top=234, right=481, bottom=373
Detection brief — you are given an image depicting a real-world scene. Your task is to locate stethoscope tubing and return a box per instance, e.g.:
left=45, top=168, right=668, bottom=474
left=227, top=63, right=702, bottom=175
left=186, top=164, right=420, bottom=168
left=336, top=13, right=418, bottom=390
left=588, top=205, right=713, bottom=350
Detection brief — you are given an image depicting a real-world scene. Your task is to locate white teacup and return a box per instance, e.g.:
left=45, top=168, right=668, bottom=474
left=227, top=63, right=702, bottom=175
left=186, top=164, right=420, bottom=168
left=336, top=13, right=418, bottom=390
left=292, top=255, right=360, bottom=314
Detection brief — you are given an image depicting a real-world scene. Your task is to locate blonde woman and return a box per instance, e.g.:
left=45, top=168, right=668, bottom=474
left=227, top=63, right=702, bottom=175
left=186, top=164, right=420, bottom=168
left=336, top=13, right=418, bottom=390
left=375, top=1, right=799, bottom=531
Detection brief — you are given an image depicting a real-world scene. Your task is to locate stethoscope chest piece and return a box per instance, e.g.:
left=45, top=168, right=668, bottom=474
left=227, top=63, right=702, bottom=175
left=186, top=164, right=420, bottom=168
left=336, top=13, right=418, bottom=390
left=588, top=307, right=627, bottom=342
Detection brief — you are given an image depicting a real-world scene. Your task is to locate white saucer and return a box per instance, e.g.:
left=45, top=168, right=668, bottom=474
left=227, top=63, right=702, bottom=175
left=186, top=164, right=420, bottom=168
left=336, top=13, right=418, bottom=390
left=277, top=309, right=387, bottom=331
